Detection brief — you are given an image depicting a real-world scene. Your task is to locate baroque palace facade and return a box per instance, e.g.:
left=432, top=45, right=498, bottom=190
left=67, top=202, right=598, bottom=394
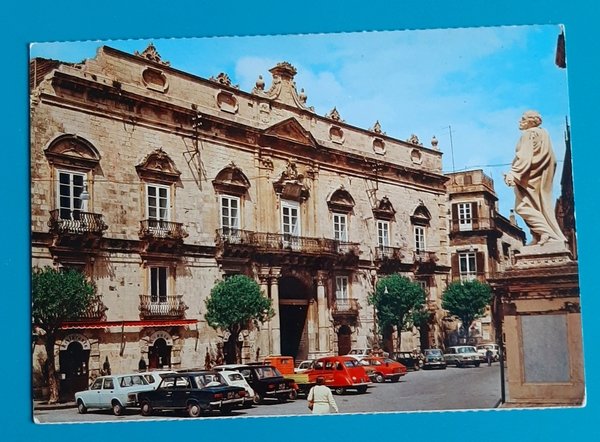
left=31, top=44, right=515, bottom=399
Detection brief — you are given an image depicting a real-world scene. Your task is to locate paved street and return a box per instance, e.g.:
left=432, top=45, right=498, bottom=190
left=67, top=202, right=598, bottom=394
left=34, top=364, right=503, bottom=424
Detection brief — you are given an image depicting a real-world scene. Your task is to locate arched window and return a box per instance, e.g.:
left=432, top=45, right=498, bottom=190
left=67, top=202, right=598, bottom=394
left=411, top=203, right=431, bottom=252
left=213, top=164, right=250, bottom=241
left=327, top=187, right=355, bottom=242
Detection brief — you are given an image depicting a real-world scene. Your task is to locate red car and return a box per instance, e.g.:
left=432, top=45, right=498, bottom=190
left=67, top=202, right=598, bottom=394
left=358, top=356, right=407, bottom=383
left=306, top=356, right=371, bottom=395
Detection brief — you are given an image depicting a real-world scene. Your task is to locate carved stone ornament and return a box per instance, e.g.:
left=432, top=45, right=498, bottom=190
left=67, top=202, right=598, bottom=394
left=273, top=159, right=309, bottom=201
left=141, top=66, right=168, bottom=92
left=372, top=196, right=396, bottom=220
left=212, top=163, right=251, bottom=195
left=252, top=62, right=313, bottom=111
left=407, top=134, right=423, bottom=146
left=327, top=187, right=356, bottom=213
left=372, top=138, right=386, bottom=155
left=329, top=126, right=345, bottom=144
left=371, top=120, right=385, bottom=134
left=215, top=90, right=239, bottom=114
left=134, top=43, right=170, bottom=66
left=44, top=134, right=101, bottom=170
left=410, top=202, right=431, bottom=226
left=326, top=107, right=344, bottom=122
left=431, top=136, right=439, bottom=150
left=209, top=72, right=239, bottom=89
left=136, top=148, right=181, bottom=184
left=410, top=148, right=423, bottom=164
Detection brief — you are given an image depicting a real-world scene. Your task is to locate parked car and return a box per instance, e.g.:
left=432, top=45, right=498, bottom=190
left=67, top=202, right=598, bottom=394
left=75, top=373, right=155, bottom=416
left=140, top=370, right=177, bottom=389
left=136, top=371, right=246, bottom=417
left=294, top=359, right=315, bottom=374
left=262, top=355, right=315, bottom=399
left=444, top=345, right=481, bottom=367
left=358, top=356, right=407, bottom=382
left=422, top=348, right=447, bottom=370
left=346, top=348, right=372, bottom=361
left=393, top=351, right=423, bottom=371
left=217, top=369, right=255, bottom=407
left=306, top=356, right=371, bottom=395
left=476, top=344, right=500, bottom=362
left=213, top=364, right=295, bottom=404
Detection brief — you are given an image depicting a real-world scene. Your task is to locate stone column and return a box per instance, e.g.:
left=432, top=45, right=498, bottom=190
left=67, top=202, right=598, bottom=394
left=307, top=299, right=317, bottom=357
left=317, top=271, right=330, bottom=353
left=257, top=273, right=271, bottom=360
left=270, top=267, right=281, bottom=355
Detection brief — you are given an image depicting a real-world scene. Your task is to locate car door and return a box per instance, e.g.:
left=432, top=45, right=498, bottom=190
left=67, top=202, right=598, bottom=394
left=85, top=377, right=103, bottom=408
left=99, top=377, right=116, bottom=409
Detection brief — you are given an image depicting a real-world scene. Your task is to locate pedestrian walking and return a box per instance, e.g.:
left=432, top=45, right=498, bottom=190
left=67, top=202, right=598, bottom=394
left=486, top=348, right=493, bottom=366
left=307, top=376, right=339, bottom=415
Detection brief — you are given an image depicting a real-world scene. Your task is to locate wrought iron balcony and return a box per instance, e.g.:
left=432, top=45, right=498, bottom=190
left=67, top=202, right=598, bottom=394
left=139, top=294, right=188, bottom=319
left=215, top=228, right=255, bottom=245
left=70, top=295, right=108, bottom=321
left=374, top=245, right=404, bottom=261
left=215, top=229, right=339, bottom=255
left=139, top=219, right=187, bottom=241
left=48, top=209, right=108, bottom=235
left=449, top=217, right=496, bottom=233
left=332, top=298, right=359, bottom=318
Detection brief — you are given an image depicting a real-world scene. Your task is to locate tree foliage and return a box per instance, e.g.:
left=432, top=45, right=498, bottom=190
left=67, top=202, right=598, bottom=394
left=368, top=274, right=426, bottom=352
left=441, top=280, right=492, bottom=335
left=205, top=275, right=274, bottom=363
left=32, top=266, right=96, bottom=403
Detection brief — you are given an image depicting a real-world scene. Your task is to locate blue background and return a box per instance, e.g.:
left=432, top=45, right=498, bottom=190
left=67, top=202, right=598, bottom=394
left=2, top=0, right=598, bottom=440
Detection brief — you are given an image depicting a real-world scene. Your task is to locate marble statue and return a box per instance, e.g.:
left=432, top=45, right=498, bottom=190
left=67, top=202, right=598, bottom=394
left=504, top=111, right=567, bottom=247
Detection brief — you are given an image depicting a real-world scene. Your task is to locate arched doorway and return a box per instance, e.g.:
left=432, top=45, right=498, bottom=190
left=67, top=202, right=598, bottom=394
left=337, top=325, right=352, bottom=355
left=148, top=333, right=172, bottom=369
left=278, top=276, right=311, bottom=361
left=58, top=335, right=90, bottom=401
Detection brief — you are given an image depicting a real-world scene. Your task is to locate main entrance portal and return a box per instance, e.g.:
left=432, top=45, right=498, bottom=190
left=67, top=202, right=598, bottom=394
left=278, top=276, right=310, bottom=361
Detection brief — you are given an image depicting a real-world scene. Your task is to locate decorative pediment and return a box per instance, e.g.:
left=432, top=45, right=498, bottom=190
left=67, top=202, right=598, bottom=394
left=372, top=196, right=396, bottom=220
left=136, top=148, right=180, bottom=184
left=212, top=163, right=251, bottom=195
left=327, top=187, right=356, bottom=213
left=44, top=134, right=101, bottom=170
left=273, top=159, right=310, bottom=201
left=263, top=118, right=317, bottom=147
left=411, top=202, right=431, bottom=226
left=134, top=43, right=170, bottom=66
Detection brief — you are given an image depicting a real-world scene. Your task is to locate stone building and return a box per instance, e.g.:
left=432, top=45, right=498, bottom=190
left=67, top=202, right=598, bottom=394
left=445, top=170, right=526, bottom=346
left=30, top=44, right=452, bottom=399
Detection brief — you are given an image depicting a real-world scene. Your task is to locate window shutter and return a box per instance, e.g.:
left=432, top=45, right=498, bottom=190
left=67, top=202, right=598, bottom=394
left=451, top=204, right=458, bottom=232
left=451, top=254, right=459, bottom=281
left=472, top=203, right=479, bottom=229
left=476, top=251, right=486, bottom=278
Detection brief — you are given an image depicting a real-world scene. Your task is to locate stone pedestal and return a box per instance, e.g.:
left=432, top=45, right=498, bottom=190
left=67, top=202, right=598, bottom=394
left=490, top=246, right=584, bottom=406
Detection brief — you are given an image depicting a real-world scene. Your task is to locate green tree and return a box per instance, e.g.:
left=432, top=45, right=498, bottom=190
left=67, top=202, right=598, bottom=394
left=442, top=280, right=492, bottom=339
left=205, top=275, right=274, bottom=363
left=368, top=274, right=426, bottom=354
left=32, top=266, right=96, bottom=404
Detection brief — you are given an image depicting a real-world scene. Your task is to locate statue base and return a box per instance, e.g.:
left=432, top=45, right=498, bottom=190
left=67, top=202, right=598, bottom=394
left=489, top=250, right=585, bottom=407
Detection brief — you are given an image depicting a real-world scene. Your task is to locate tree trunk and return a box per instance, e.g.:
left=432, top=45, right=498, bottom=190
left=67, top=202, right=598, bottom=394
left=396, top=323, right=403, bottom=353
left=225, top=334, right=242, bottom=364
left=45, top=335, right=59, bottom=404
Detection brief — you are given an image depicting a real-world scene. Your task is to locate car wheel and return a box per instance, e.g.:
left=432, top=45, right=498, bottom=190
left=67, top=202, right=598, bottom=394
left=334, top=387, right=345, bottom=395
left=112, top=401, right=124, bottom=416
left=277, top=395, right=288, bottom=403
left=374, top=373, right=385, bottom=383
left=288, top=389, right=298, bottom=400
left=188, top=403, right=202, bottom=418
left=455, top=361, right=462, bottom=368
left=390, top=376, right=400, bottom=383
left=140, top=401, right=153, bottom=416
left=253, top=392, right=262, bottom=405
left=475, top=362, right=481, bottom=367
left=76, top=399, right=87, bottom=414
left=220, top=405, right=233, bottom=415
left=441, top=365, right=447, bottom=370
left=357, top=386, right=368, bottom=394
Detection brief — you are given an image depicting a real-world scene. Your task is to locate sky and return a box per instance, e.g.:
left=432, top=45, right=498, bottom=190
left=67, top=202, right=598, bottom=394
left=30, top=25, right=571, bottom=231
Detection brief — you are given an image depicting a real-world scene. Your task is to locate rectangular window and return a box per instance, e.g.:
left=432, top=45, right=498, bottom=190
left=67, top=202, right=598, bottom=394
left=220, top=195, right=240, bottom=236
left=459, top=252, right=477, bottom=281
left=150, top=267, right=168, bottom=303
left=335, top=276, right=348, bottom=300
left=377, top=220, right=390, bottom=247
left=281, top=200, right=300, bottom=249
left=57, top=170, right=85, bottom=220
left=414, top=226, right=426, bottom=251
left=458, top=202, right=473, bottom=231
left=333, top=213, right=348, bottom=241
left=146, top=184, right=170, bottom=221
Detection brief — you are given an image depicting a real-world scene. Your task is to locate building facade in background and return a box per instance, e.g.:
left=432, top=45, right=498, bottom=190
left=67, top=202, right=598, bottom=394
left=31, top=44, right=458, bottom=399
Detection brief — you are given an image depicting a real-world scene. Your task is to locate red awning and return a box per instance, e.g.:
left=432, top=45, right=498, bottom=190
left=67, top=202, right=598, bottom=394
left=60, top=319, right=198, bottom=329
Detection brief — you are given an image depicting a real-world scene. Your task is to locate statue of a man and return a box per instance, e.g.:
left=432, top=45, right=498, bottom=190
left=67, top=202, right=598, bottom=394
left=504, top=111, right=567, bottom=246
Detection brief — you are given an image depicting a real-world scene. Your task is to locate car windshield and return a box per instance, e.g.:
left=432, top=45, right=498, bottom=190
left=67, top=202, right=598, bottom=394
left=458, top=347, right=477, bottom=353
left=119, top=375, right=148, bottom=387
left=425, top=349, right=442, bottom=356
left=228, top=373, right=244, bottom=382
left=343, top=359, right=359, bottom=367
left=255, top=366, right=281, bottom=379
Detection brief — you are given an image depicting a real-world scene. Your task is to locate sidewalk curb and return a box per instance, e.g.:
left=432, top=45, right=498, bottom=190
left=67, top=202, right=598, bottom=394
left=34, top=401, right=77, bottom=411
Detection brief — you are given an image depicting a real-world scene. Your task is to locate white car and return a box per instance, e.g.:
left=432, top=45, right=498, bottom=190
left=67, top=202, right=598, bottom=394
left=75, top=373, right=155, bottom=415
left=140, top=370, right=177, bottom=389
left=443, top=346, right=481, bottom=368
left=476, top=344, right=500, bottom=362
left=346, top=348, right=373, bottom=361
left=218, top=369, right=255, bottom=407
left=294, top=360, right=315, bottom=374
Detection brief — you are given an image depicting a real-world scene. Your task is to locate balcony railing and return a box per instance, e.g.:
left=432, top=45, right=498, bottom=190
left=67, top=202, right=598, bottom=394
left=449, top=217, right=496, bottom=233
left=70, top=295, right=108, bottom=321
left=139, top=294, right=188, bottom=319
left=48, top=209, right=108, bottom=235
left=215, top=229, right=339, bottom=254
left=335, top=241, right=360, bottom=255
left=216, top=228, right=256, bottom=245
left=413, top=250, right=438, bottom=263
left=332, top=298, right=359, bottom=316
left=139, top=219, right=187, bottom=240
left=375, top=245, right=404, bottom=261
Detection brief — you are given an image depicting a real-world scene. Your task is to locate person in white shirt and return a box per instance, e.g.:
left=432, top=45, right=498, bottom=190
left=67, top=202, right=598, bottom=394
left=307, top=376, right=339, bottom=414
